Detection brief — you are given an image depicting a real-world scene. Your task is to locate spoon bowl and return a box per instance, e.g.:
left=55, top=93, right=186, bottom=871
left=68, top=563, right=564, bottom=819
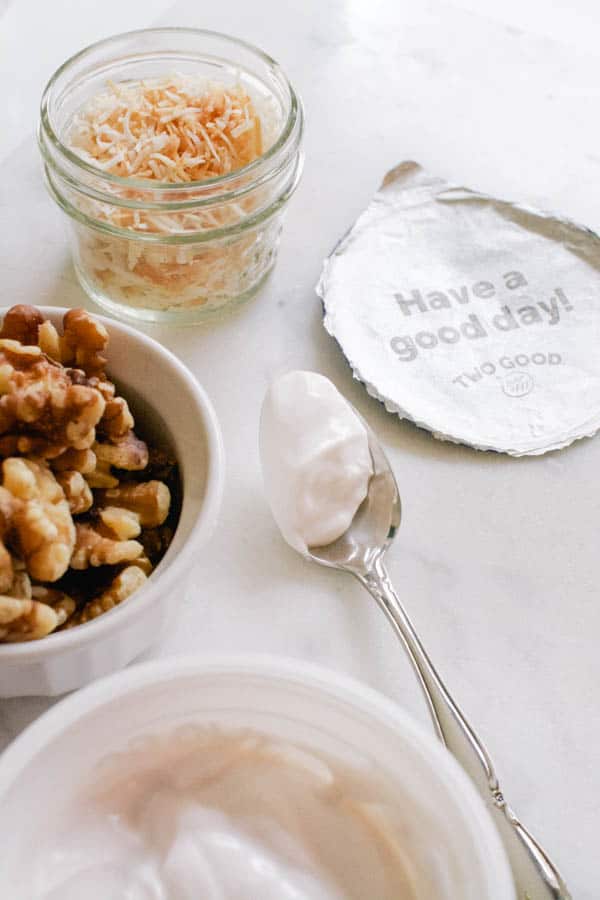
left=307, top=426, right=401, bottom=575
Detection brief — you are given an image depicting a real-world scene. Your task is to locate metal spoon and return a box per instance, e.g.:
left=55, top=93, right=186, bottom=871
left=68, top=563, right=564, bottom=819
left=306, top=419, right=571, bottom=900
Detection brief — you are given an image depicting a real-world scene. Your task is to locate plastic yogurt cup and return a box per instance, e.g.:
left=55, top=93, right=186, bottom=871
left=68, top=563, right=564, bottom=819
left=0, top=657, right=515, bottom=899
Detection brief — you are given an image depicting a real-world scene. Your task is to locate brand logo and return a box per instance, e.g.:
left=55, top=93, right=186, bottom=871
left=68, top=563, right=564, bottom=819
left=502, top=371, right=534, bottom=398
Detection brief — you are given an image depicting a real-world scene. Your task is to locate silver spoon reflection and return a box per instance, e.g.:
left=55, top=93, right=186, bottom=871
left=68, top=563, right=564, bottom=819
left=305, top=419, right=570, bottom=900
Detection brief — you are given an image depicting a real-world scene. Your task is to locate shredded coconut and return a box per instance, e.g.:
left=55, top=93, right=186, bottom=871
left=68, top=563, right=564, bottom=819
left=62, top=73, right=286, bottom=313
left=67, top=74, right=263, bottom=183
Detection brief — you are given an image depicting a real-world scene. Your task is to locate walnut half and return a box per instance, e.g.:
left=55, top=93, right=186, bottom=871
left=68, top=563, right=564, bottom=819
left=0, top=595, right=58, bottom=642
left=97, top=481, right=171, bottom=528
left=66, top=566, right=147, bottom=627
left=0, top=340, right=106, bottom=458
left=31, top=586, right=76, bottom=628
left=55, top=470, right=93, bottom=515
left=3, top=458, right=75, bottom=582
left=70, top=523, right=143, bottom=569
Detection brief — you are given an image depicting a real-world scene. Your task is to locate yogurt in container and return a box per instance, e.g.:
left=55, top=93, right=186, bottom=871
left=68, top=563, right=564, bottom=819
left=0, top=658, right=515, bottom=900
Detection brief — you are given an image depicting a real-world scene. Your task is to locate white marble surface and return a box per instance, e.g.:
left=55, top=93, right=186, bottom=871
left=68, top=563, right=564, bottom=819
left=1, top=0, right=599, bottom=896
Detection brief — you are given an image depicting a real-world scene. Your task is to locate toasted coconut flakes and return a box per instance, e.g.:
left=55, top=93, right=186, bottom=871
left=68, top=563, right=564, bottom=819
left=63, top=73, right=284, bottom=306
left=67, top=75, right=263, bottom=183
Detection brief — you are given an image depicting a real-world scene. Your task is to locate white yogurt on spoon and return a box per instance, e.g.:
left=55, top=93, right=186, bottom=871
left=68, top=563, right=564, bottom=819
left=260, top=371, right=373, bottom=552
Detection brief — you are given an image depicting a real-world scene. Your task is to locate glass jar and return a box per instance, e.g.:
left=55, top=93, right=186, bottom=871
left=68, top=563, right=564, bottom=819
left=38, top=28, right=304, bottom=323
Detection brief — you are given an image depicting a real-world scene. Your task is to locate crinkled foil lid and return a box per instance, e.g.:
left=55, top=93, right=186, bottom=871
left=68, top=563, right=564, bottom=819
left=317, top=162, right=600, bottom=455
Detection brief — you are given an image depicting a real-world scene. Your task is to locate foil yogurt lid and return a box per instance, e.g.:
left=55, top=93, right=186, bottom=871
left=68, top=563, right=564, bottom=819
left=317, top=161, right=600, bottom=455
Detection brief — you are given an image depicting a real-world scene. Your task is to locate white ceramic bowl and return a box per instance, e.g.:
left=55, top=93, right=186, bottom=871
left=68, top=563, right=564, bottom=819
left=0, top=307, right=224, bottom=697
left=0, top=657, right=515, bottom=899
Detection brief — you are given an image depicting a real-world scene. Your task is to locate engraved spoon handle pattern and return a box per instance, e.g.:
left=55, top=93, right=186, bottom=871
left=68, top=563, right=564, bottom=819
left=358, top=556, right=571, bottom=900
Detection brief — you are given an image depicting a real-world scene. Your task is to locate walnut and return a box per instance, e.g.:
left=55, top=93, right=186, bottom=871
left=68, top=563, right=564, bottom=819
left=99, top=506, right=141, bottom=540
left=66, top=566, right=147, bottom=627
left=0, top=305, right=44, bottom=345
left=130, top=554, right=154, bottom=576
left=3, top=458, right=75, bottom=582
left=84, top=459, right=119, bottom=489
left=55, top=470, right=93, bottom=515
left=0, top=539, right=13, bottom=593
left=0, top=338, right=44, bottom=377
left=51, top=448, right=97, bottom=475
left=70, top=523, right=143, bottom=569
left=0, top=432, right=77, bottom=460
left=0, top=538, right=34, bottom=604
left=69, top=373, right=115, bottom=403
left=38, top=320, right=62, bottom=362
left=0, top=342, right=106, bottom=456
left=0, top=485, right=15, bottom=535
left=0, top=489, right=15, bottom=592
left=97, top=481, right=170, bottom=528
left=7, top=558, right=32, bottom=600
left=94, top=433, right=148, bottom=471
left=0, top=307, right=61, bottom=364
left=0, top=507, right=18, bottom=593
left=31, top=585, right=76, bottom=628
left=66, top=364, right=135, bottom=442
left=0, top=595, right=58, bottom=642
left=63, top=385, right=106, bottom=451
left=98, top=397, right=135, bottom=441
left=61, top=308, right=108, bottom=377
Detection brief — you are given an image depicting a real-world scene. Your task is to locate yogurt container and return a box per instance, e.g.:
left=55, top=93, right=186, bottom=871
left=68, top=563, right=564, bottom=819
left=0, top=657, right=515, bottom=899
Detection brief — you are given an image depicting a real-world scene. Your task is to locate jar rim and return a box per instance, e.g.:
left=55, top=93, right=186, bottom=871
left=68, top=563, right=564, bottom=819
left=39, top=26, right=301, bottom=195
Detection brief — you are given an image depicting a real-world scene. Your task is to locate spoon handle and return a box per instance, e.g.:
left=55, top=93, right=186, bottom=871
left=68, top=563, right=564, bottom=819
left=357, top=557, right=571, bottom=900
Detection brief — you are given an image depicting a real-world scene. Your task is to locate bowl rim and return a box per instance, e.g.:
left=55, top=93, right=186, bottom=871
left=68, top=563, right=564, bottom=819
left=0, top=306, right=225, bottom=661
left=0, top=655, right=516, bottom=900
